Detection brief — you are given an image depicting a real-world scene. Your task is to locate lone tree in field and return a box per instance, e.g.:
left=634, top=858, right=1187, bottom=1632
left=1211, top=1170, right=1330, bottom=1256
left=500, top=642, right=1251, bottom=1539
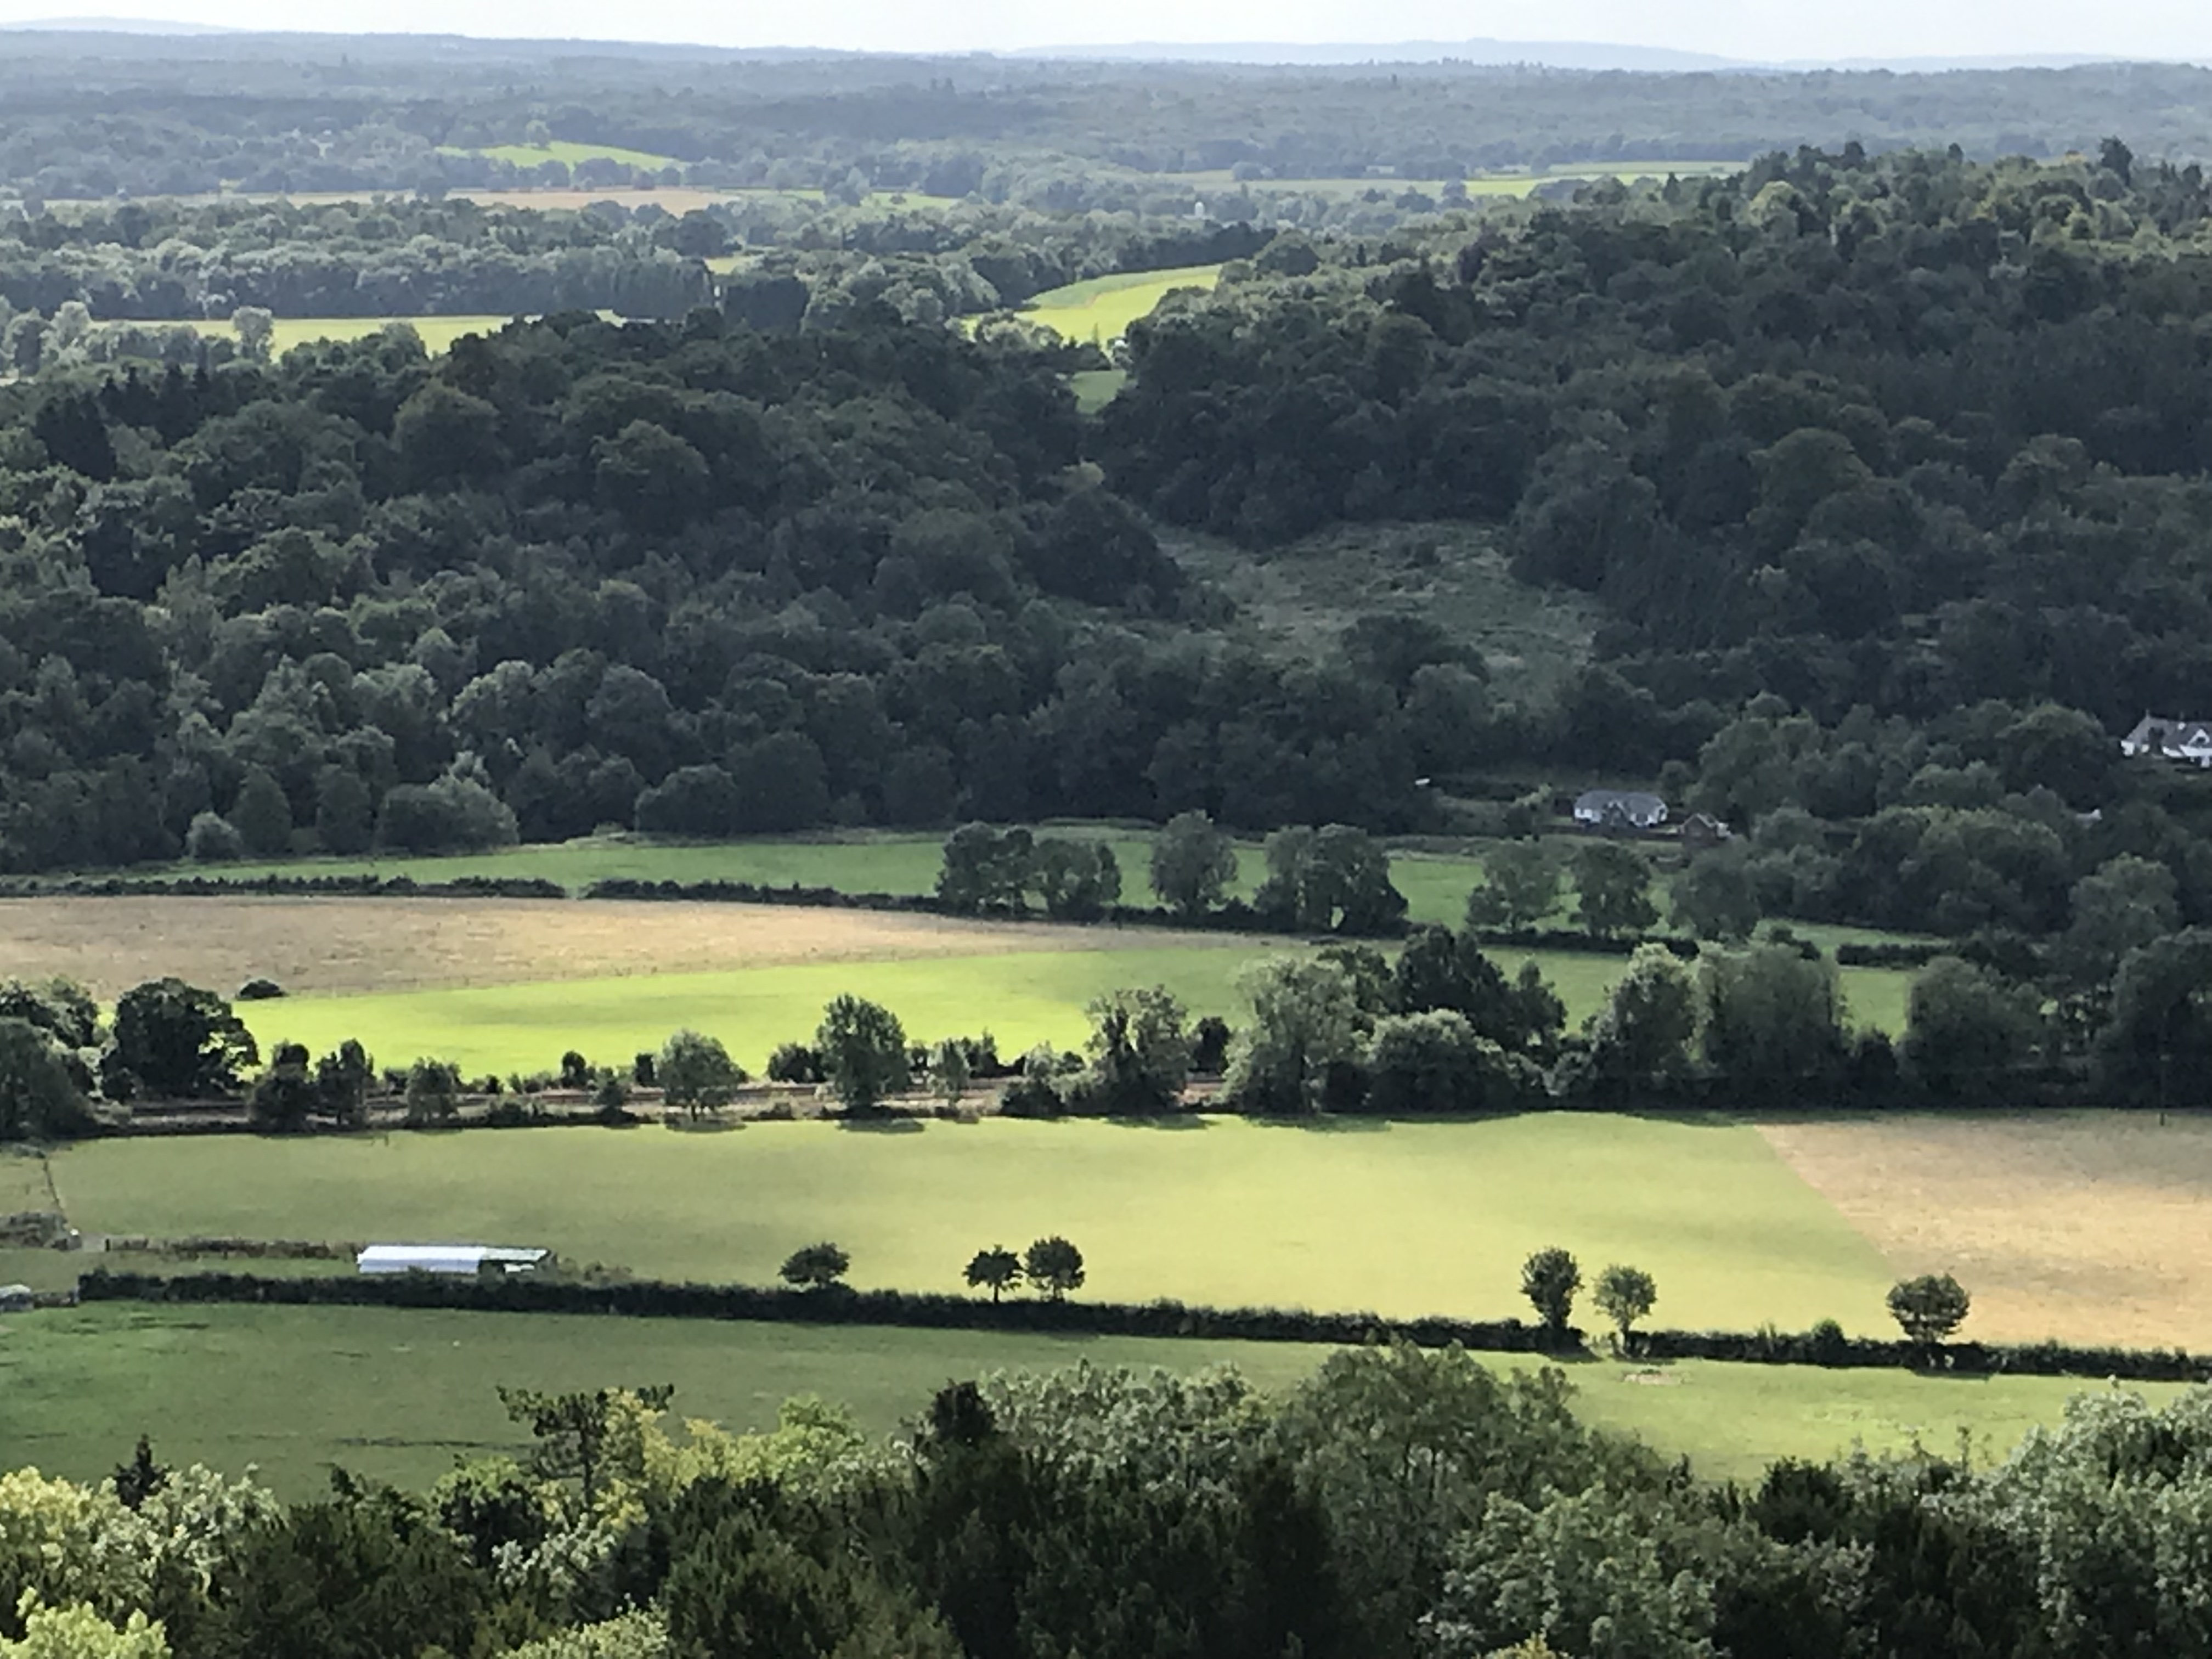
left=1024, top=1237, right=1086, bottom=1300
left=1521, top=1246, right=1583, bottom=1342
left=1150, top=810, right=1239, bottom=921
left=780, top=1242, right=851, bottom=1291
left=964, top=1245, right=1023, bottom=1301
left=817, top=995, right=911, bottom=1114
left=1887, top=1273, right=1971, bottom=1347
left=657, top=1029, right=742, bottom=1120
left=1594, top=1263, right=1659, bottom=1352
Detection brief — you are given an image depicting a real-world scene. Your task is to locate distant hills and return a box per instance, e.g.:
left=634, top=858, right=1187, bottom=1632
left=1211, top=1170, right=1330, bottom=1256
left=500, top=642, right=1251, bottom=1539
left=0, top=14, right=241, bottom=30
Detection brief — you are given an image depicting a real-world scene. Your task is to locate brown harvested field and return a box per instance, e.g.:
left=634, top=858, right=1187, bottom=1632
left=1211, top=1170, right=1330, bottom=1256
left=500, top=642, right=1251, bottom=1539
left=1761, top=1112, right=2212, bottom=1350
left=0, top=896, right=1239, bottom=1000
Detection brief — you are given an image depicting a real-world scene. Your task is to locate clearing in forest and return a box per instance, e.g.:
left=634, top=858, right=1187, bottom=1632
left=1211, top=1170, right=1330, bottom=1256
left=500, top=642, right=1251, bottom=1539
left=1014, top=264, right=1224, bottom=345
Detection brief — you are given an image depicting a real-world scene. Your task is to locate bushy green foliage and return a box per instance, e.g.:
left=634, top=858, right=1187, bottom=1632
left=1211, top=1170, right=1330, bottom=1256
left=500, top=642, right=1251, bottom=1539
left=1887, top=1273, right=1971, bottom=1345
left=814, top=996, right=910, bottom=1114
left=1520, top=1247, right=1582, bottom=1338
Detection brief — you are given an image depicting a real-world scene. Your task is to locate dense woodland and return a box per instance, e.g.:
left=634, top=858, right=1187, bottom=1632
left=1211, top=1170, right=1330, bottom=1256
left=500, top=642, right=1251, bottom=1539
left=9, top=1354, right=2212, bottom=1659
left=5, top=145, right=2212, bottom=959
left=4, top=32, right=2212, bottom=196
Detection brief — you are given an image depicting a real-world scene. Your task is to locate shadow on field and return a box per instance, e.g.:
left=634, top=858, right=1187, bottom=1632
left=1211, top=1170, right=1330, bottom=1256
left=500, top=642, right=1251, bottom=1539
left=664, top=1117, right=744, bottom=1133
left=1098, top=1114, right=1210, bottom=1130
left=837, top=1116, right=924, bottom=1135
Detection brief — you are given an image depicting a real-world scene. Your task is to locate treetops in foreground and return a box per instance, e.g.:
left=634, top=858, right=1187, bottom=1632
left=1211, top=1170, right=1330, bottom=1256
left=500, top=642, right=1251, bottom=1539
left=9, top=1343, right=2212, bottom=1659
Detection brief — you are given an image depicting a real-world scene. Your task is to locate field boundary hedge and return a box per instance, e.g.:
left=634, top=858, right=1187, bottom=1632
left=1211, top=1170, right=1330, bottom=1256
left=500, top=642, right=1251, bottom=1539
left=72, top=1270, right=2212, bottom=1383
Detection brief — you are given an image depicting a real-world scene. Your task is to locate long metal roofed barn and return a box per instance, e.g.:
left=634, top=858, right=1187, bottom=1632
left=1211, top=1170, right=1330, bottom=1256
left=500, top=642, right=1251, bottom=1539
left=355, top=1244, right=551, bottom=1276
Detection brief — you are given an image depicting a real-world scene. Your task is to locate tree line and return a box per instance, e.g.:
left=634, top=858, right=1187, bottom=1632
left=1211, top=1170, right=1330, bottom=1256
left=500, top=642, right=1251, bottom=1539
left=8, top=29, right=2212, bottom=197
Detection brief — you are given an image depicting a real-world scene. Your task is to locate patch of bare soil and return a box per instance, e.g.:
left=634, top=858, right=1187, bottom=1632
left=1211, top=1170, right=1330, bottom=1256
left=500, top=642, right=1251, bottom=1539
left=0, top=896, right=1245, bottom=1000
left=1760, top=1113, right=2212, bottom=1351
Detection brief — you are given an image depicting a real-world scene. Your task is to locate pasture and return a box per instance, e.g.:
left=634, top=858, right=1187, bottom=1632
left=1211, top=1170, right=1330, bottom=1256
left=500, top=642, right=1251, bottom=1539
left=174, top=315, right=523, bottom=354
left=47, top=1114, right=1900, bottom=1334
left=1764, top=1111, right=2212, bottom=1351
left=1, top=1302, right=2179, bottom=1497
left=1011, top=264, right=1223, bottom=345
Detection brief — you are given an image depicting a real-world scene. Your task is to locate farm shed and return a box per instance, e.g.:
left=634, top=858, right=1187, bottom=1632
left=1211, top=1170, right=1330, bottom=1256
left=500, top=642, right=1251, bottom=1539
left=356, top=1244, right=550, bottom=1276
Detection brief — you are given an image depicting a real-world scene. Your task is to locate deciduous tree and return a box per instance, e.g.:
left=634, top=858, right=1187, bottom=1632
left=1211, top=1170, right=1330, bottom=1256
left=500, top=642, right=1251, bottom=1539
left=816, top=995, right=911, bottom=1114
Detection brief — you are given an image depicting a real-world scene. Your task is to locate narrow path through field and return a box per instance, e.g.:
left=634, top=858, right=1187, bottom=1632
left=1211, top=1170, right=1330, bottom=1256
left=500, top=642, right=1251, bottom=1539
left=1758, top=1113, right=2212, bottom=1351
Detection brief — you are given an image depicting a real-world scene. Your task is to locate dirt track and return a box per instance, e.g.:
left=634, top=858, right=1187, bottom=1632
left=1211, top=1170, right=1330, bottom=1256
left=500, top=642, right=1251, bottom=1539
left=1762, top=1112, right=2212, bottom=1351
left=0, top=895, right=1239, bottom=999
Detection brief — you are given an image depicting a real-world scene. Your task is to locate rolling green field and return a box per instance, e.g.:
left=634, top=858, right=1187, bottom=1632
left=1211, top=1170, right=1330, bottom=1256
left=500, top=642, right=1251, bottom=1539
left=1013, top=264, right=1223, bottom=345
left=49, top=1114, right=1900, bottom=1334
left=441, top=140, right=682, bottom=170
left=2, top=1302, right=2172, bottom=1497
left=240, top=944, right=1271, bottom=1074
left=227, top=939, right=1905, bottom=1076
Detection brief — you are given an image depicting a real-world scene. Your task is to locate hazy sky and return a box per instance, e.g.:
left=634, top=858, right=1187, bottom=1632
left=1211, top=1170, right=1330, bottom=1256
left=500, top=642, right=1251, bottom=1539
left=3, top=0, right=2209, bottom=65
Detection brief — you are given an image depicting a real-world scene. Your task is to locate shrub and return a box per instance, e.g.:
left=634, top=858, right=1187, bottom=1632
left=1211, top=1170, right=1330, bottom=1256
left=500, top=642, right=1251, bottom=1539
left=184, top=811, right=245, bottom=864
left=403, top=1058, right=463, bottom=1125
left=235, top=978, right=286, bottom=1001
left=765, top=1042, right=823, bottom=1085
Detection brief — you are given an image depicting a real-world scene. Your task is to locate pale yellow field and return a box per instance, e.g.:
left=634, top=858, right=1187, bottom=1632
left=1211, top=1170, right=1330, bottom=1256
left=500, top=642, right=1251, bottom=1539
left=174, top=315, right=521, bottom=354
left=0, top=895, right=1243, bottom=1000
left=1762, top=1112, right=2212, bottom=1351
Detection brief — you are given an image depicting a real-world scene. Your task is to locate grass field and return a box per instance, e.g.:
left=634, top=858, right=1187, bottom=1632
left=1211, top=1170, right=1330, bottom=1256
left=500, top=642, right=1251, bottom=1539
left=0, top=888, right=1906, bottom=1071
left=173, top=315, right=523, bottom=354
left=1012, top=265, right=1223, bottom=345
left=236, top=940, right=1898, bottom=1074
left=441, top=140, right=682, bottom=170
left=2, top=1302, right=2177, bottom=1497
left=239, top=944, right=1284, bottom=1073
left=48, top=1114, right=1900, bottom=1334
left=1764, top=1112, right=2212, bottom=1351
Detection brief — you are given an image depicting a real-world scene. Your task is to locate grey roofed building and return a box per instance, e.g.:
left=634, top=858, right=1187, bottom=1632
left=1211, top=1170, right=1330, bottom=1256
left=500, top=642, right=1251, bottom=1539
left=2120, top=714, right=2212, bottom=766
left=1571, top=788, right=1669, bottom=831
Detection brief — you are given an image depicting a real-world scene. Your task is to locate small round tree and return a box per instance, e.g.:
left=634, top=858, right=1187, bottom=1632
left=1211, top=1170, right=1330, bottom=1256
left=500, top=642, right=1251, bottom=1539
left=780, top=1242, right=851, bottom=1291
left=1887, top=1273, right=1970, bottom=1347
left=1521, top=1246, right=1583, bottom=1342
left=1593, top=1263, right=1658, bottom=1353
left=1023, top=1236, right=1085, bottom=1301
left=658, top=1029, right=741, bottom=1120
left=963, top=1245, right=1022, bottom=1302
